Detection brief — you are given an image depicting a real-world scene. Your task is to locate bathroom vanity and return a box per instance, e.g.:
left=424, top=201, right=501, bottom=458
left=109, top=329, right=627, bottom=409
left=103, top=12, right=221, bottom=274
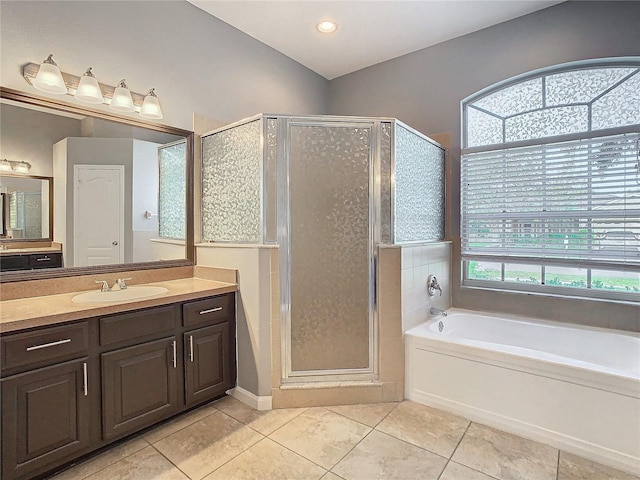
left=0, top=280, right=236, bottom=480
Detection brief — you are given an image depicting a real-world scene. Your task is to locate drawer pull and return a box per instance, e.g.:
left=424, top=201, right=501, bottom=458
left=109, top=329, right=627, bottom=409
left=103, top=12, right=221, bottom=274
left=189, top=335, right=194, bottom=362
left=172, top=340, right=177, bottom=368
left=199, top=307, right=222, bottom=315
left=26, top=338, right=71, bottom=351
left=36, top=256, right=51, bottom=262
left=83, top=362, right=88, bottom=396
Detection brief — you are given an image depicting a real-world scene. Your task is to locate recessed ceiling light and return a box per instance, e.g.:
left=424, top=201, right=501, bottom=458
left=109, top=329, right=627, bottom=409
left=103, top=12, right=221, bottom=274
left=317, top=20, right=338, bottom=34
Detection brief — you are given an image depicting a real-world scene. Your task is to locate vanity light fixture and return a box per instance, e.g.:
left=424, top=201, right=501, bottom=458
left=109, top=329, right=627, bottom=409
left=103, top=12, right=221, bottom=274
left=23, top=55, right=164, bottom=121
left=139, top=88, right=163, bottom=119
left=109, top=79, right=135, bottom=113
left=33, top=54, right=67, bottom=94
left=317, top=20, right=338, bottom=34
left=74, top=67, right=104, bottom=104
left=0, top=159, right=31, bottom=173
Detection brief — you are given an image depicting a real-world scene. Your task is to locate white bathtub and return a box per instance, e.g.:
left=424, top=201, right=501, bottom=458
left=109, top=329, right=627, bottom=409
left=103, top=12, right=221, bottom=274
left=405, top=309, right=640, bottom=475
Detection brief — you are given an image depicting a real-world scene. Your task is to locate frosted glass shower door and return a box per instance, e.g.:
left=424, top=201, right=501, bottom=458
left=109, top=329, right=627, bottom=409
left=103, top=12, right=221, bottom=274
left=286, top=122, right=374, bottom=377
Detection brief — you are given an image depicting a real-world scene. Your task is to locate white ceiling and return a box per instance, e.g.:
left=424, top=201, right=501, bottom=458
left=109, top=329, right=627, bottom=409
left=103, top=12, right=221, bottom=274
left=187, top=0, right=564, bottom=80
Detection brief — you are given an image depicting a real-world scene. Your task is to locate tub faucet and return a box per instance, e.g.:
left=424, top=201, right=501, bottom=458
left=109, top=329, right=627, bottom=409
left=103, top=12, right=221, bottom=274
left=430, top=306, right=447, bottom=317
left=427, top=275, right=442, bottom=296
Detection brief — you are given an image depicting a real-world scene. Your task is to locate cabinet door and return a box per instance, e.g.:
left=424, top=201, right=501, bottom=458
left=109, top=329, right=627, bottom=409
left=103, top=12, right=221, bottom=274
left=184, top=323, right=233, bottom=407
left=1, top=358, right=91, bottom=480
left=102, top=337, right=178, bottom=440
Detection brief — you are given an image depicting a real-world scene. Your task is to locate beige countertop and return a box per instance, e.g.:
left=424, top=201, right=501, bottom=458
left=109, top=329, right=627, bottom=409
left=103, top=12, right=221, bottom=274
left=0, top=246, right=62, bottom=255
left=0, top=277, right=237, bottom=333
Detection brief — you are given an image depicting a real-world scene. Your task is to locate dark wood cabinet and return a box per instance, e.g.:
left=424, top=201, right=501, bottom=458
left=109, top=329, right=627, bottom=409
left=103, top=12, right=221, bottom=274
left=0, top=291, right=236, bottom=480
left=0, top=252, right=63, bottom=271
left=101, top=337, right=180, bottom=440
left=1, top=358, right=91, bottom=480
left=185, top=323, right=232, bottom=407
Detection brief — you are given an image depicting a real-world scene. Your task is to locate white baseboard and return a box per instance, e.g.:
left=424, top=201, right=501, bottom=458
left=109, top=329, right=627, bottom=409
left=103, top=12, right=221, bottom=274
left=228, top=386, right=272, bottom=411
left=408, top=389, right=640, bottom=476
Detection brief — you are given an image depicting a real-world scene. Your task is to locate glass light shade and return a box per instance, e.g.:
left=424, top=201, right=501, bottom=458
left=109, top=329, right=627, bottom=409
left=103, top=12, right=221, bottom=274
left=109, top=80, right=135, bottom=112
left=139, top=89, right=163, bottom=119
left=0, top=160, right=12, bottom=172
left=14, top=162, right=30, bottom=174
left=33, top=55, right=67, bottom=94
left=75, top=68, right=104, bottom=104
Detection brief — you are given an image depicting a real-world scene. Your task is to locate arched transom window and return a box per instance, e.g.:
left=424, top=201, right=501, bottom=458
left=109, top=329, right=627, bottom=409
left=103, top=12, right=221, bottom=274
left=461, top=59, right=640, bottom=301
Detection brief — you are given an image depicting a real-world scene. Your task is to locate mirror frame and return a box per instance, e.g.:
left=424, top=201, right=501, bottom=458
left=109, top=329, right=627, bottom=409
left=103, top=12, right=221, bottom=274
left=0, top=87, right=194, bottom=282
left=0, top=172, right=54, bottom=241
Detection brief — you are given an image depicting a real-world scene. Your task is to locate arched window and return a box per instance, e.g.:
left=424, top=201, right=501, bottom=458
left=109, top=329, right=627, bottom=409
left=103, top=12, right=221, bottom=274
left=461, top=59, right=640, bottom=301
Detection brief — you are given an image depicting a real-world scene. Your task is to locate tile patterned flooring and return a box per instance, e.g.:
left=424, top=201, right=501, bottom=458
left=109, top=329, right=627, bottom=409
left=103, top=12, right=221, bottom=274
left=50, top=397, right=639, bottom=480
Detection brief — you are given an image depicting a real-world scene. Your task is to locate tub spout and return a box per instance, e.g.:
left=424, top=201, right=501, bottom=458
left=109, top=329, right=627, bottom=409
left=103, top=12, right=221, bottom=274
left=430, top=306, right=447, bottom=317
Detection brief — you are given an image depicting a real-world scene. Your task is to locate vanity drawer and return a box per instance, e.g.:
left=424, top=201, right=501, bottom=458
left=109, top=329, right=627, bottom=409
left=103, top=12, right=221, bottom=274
left=183, top=294, right=233, bottom=328
left=29, top=252, right=63, bottom=269
left=100, top=306, right=176, bottom=348
left=1, top=322, right=89, bottom=371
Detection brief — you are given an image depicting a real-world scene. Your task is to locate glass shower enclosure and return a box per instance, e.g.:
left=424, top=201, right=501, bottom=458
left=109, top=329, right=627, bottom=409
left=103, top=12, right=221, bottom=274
left=201, top=115, right=444, bottom=383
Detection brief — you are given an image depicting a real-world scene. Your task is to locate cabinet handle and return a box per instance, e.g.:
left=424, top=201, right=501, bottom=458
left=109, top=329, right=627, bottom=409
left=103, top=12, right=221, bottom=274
left=172, top=340, right=177, bottom=368
left=26, top=338, right=71, bottom=351
left=36, top=256, right=51, bottom=261
left=82, top=362, right=88, bottom=396
left=199, top=307, right=222, bottom=315
left=189, top=335, right=194, bottom=362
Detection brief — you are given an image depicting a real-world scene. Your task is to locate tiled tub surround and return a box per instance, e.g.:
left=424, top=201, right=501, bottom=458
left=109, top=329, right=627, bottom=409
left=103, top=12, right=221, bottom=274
left=399, top=242, right=452, bottom=333
left=50, top=396, right=639, bottom=480
left=406, top=310, right=640, bottom=475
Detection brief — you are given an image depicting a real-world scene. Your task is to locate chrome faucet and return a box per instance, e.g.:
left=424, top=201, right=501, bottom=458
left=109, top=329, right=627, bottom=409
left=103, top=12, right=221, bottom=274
left=115, top=277, right=132, bottom=290
left=427, top=275, right=442, bottom=296
left=430, top=306, right=447, bottom=317
left=95, top=280, right=111, bottom=292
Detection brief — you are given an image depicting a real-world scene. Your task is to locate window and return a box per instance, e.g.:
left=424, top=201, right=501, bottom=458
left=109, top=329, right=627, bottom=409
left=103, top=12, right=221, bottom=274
left=461, top=60, right=640, bottom=301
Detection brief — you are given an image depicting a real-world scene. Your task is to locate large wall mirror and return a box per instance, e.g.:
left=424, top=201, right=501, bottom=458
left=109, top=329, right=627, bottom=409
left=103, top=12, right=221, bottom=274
left=0, top=174, right=53, bottom=240
left=0, top=88, right=194, bottom=282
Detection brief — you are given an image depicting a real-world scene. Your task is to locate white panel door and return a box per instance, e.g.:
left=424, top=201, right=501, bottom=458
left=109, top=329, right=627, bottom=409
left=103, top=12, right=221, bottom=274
left=74, top=165, right=124, bottom=267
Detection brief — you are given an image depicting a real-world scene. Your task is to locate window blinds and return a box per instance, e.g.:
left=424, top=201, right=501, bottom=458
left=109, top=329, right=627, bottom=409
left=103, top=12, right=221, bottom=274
left=461, top=132, right=640, bottom=266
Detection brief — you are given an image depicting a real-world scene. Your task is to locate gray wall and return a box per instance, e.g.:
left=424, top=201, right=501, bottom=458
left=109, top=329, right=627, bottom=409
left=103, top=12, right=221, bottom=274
left=1, top=1, right=329, bottom=131
left=329, top=1, right=640, bottom=330
left=0, top=104, right=81, bottom=176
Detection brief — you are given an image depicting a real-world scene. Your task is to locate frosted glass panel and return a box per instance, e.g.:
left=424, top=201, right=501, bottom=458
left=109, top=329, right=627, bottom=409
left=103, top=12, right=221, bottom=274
left=158, top=142, right=186, bottom=239
left=202, top=120, right=262, bottom=242
left=472, top=78, right=542, bottom=117
left=289, top=123, right=371, bottom=372
left=505, top=106, right=588, bottom=142
left=265, top=118, right=278, bottom=243
left=592, top=72, right=640, bottom=130
left=394, top=125, right=445, bottom=243
left=467, top=107, right=503, bottom=147
left=380, top=122, right=392, bottom=244
left=545, top=68, right=636, bottom=105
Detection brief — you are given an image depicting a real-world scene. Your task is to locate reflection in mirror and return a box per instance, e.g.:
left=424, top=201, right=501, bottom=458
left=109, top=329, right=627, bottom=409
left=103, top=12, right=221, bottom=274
left=0, top=174, right=52, bottom=240
left=0, top=88, right=193, bottom=280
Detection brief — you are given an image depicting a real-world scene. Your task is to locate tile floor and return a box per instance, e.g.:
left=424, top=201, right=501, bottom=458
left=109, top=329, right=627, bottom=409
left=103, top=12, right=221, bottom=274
left=50, top=397, right=639, bottom=480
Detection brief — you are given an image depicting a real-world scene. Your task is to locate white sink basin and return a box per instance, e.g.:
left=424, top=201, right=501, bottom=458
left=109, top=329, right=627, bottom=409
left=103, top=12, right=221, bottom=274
left=72, top=286, right=169, bottom=304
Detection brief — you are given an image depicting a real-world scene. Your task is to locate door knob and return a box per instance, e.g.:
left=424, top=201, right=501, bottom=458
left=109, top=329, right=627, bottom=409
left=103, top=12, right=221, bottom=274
left=112, top=241, right=118, bottom=245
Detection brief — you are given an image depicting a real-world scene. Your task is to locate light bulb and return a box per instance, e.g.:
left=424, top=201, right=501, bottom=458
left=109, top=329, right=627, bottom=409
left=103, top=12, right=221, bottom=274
left=33, top=54, right=67, bottom=94
left=317, top=20, right=338, bottom=34
left=75, top=67, right=104, bottom=104
left=139, top=88, right=163, bottom=119
left=109, top=79, right=135, bottom=112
